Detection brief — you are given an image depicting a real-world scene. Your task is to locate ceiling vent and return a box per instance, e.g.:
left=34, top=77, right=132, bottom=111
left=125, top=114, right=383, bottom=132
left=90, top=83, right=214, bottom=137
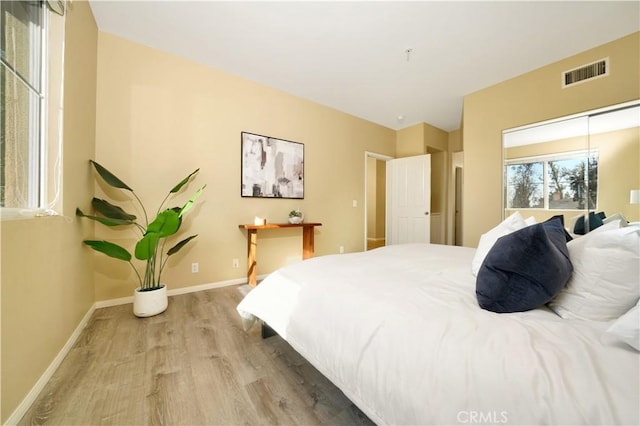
left=562, top=58, right=608, bottom=88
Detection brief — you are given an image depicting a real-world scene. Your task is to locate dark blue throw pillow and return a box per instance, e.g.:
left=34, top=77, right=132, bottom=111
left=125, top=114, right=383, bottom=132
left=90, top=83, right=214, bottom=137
left=573, top=211, right=605, bottom=235
left=476, top=217, right=573, bottom=313
left=546, top=214, right=573, bottom=242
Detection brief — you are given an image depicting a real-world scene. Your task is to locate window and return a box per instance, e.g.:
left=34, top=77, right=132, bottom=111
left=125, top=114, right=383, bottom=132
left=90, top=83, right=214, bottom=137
left=505, top=151, right=598, bottom=210
left=1, top=0, right=46, bottom=210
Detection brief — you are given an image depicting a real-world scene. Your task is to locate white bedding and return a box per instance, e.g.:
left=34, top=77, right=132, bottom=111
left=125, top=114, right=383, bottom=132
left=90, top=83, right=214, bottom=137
left=237, top=243, right=639, bottom=425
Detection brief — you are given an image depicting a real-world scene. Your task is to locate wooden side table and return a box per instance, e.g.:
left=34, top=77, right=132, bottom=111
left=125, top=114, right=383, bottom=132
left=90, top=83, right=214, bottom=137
left=238, top=223, right=322, bottom=286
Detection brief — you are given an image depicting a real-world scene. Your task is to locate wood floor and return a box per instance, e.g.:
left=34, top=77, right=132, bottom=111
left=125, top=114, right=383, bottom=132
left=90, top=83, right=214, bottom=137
left=19, top=285, right=373, bottom=425
left=366, top=239, right=385, bottom=251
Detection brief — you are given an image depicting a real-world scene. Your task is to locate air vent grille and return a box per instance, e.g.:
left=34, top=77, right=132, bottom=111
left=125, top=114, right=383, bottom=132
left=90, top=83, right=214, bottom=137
left=562, top=58, right=608, bottom=88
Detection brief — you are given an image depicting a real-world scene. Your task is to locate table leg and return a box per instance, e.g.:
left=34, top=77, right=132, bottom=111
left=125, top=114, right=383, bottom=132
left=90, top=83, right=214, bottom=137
left=302, top=226, right=315, bottom=259
left=247, top=229, right=258, bottom=286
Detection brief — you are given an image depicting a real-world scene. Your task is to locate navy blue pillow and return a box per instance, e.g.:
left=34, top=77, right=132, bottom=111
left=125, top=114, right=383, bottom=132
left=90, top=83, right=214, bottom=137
left=476, top=217, right=573, bottom=313
left=573, top=211, right=605, bottom=235
left=546, top=214, right=573, bottom=242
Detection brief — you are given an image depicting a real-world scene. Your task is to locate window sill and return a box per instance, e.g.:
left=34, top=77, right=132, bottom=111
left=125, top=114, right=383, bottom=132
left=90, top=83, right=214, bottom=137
left=0, top=208, right=60, bottom=221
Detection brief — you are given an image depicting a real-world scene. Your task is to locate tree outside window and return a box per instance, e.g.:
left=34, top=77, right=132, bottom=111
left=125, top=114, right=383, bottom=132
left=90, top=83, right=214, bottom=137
left=506, top=162, right=543, bottom=208
left=506, top=152, right=598, bottom=210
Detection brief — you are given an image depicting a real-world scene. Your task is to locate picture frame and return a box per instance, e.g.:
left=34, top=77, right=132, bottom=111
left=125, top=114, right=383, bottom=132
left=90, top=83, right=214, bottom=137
left=241, top=131, right=304, bottom=199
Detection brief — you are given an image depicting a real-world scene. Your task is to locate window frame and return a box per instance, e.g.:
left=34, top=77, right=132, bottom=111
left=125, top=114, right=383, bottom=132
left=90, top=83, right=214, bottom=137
left=1, top=0, right=55, bottom=219
left=504, top=149, right=599, bottom=211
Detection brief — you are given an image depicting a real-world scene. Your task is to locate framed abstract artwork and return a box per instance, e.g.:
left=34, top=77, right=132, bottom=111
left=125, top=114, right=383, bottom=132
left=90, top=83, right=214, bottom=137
left=241, top=132, right=304, bottom=198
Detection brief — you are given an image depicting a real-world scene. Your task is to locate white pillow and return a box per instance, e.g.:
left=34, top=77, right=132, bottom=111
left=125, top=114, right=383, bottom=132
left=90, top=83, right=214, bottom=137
left=603, top=212, right=627, bottom=227
left=548, top=224, right=640, bottom=321
left=604, top=301, right=639, bottom=351
left=471, top=212, right=527, bottom=277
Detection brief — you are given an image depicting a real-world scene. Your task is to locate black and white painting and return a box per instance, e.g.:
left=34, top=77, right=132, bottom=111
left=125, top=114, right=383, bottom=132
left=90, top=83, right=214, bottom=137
left=241, top=132, right=304, bottom=198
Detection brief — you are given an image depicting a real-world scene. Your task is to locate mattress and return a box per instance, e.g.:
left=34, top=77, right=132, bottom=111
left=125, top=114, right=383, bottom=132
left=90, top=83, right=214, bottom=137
left=237, top=243, right=639, bottom=425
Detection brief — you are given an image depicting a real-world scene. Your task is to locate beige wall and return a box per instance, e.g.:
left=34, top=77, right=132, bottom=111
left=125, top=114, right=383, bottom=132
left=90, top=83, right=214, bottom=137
left=424, top=123, right=448, bottom=152
left=94, top=32, right=396, bottom=300
left=446, top=129, right=463, bottom=244
left=430, top=151, right=445, bottom=214
left=449, top=128, right=463, bottom=152
left=425, top=123, right=449, bottom=219
left=593, top=128, right=640, bottom=222
left=366, top=157, right=387, bottom=240
left=367, top=156, right=377, bottom=238
left=396, top=124, right=425, bottom=157
left=376, top=160, right=386, bottom=238
left=1, top=1, right=98, bottom=422
left=462, top=32, right=640, bottom=247
left=396, top=122, right=449, bottom=157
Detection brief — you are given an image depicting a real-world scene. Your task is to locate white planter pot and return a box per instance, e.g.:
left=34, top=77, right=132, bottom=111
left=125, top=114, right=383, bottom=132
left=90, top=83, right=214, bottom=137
left=133, top=285, right=168, bottom=317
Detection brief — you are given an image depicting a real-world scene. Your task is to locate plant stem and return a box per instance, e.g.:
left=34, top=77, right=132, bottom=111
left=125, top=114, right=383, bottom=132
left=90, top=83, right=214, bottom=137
left=156, top=192, right=172, bottom=217
left=144, top=258, right=154, bottom=290
left=157, top=239, right=167, bottom=284
left=134, top=222, right=146, bottom=235
left=131, top=191, right=149, bottom=227
left=128, top=261, right=143, bottom=289
left=160, top=256, right=169, bottom=282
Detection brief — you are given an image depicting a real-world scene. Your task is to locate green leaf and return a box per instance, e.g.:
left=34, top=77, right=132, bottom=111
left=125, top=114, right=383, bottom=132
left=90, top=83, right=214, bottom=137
left=90, top=160, right=133, bottom=191
left=167, top=235, right=198, bottom=256
left=147, top=209, right=181, bottom=237
left=92, top=198, right=136, bottom=221
left=170, top=168, right=200, bottom=194
left=180, top=185, right=206, bottom=217
left=83, top=240, right=132, bottom=261
left=76, top=208, right=133, bottom=226
left=135, top=233, right=160, bottom=260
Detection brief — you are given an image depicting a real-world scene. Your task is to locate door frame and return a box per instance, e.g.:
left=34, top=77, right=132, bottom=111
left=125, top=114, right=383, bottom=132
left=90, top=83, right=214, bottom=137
left=364, top=151, right=394, bottom=251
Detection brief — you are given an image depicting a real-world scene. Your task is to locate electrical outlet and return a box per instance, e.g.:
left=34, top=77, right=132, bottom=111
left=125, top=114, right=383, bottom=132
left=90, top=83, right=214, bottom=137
left=339, top=246, right=345, bottom=254
left=191, top=262, right=199, bottom=273
left=232, top=258, right=240, bottom=269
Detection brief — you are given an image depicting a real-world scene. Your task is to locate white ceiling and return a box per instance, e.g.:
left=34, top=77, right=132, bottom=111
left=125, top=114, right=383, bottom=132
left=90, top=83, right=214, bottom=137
left=88, top=1, right=640, bottom=131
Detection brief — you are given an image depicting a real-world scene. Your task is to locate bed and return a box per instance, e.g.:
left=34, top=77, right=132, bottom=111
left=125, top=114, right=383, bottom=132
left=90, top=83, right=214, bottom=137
left=237, top=224, right=639, bottom=425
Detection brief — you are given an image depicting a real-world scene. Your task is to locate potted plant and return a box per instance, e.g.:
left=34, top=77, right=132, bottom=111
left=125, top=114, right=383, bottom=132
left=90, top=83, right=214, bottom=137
left=77, top=160, right=205, bottom=317
left=288, top=209, right=303, bottom=224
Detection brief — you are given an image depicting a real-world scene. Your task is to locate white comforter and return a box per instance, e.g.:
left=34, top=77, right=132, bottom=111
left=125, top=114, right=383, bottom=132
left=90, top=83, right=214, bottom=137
left=237, top=243, right=639, bottom=425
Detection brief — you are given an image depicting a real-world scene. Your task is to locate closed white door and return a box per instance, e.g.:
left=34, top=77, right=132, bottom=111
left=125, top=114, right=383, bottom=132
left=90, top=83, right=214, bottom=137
left=387, top=154, right=431, bottom=245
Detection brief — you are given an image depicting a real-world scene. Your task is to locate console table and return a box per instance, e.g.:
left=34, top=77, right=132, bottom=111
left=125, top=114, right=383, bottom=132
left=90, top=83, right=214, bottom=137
left=238, top=222, right=323, bottom=286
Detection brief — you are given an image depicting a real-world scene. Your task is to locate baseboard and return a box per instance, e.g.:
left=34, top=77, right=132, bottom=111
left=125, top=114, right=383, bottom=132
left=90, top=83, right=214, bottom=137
left=5, top=275, right=265, bottom=424
left=167, top=276, right=256, bottom=296
left=4, top=303, right=96, bottom=425
left=94, top=275, right=267, bottom=308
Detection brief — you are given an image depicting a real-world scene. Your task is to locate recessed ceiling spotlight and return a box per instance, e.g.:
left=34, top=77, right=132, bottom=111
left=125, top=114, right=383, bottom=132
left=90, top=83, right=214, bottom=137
left=397, top=115, right=405, bottom=122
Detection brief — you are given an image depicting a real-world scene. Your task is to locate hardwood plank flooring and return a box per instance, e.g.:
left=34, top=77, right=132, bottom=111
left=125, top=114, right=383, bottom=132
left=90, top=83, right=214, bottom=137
left=19, top=285, right=374, bottom=426
left=366, top=240, right=385, bottom=251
